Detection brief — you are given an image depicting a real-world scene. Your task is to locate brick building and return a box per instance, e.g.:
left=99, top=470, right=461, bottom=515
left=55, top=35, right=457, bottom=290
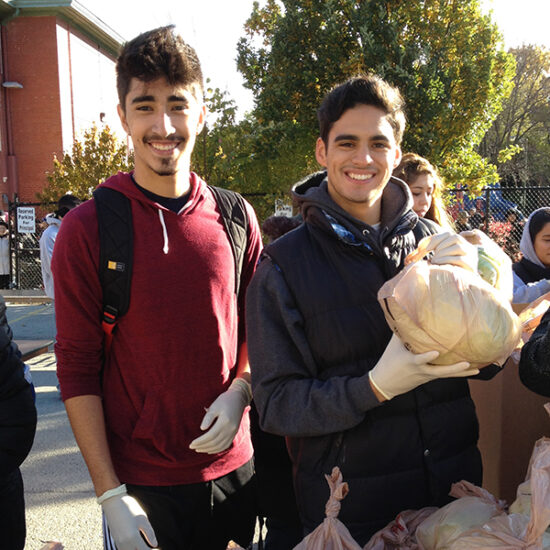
left=0, top=0, right=124, bottom=207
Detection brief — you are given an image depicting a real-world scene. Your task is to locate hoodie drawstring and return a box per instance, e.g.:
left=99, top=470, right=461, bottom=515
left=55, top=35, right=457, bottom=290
left=158, top=209, right=169, bottom=254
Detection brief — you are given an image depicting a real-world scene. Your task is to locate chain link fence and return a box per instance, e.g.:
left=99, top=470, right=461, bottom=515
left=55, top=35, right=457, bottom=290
left=6, top=187, right=550, bottom=289
left=445, top=186, right=550, bottom=262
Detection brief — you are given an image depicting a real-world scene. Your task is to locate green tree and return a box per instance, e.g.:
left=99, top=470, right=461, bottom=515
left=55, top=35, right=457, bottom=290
left=237, top=0, right=515, bottom=194
left=480, top=45, right=550, bottom=187
left=39, top=124, right=133, bottom=202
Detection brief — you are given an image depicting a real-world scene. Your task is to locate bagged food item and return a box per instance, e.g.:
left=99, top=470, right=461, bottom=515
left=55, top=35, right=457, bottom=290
left=508, top=292, right=550, bottom=367
left=363, top=507, right=438, bottom=550
left=448, top=403, right=550, bottom=549
left=415, top=481, right=506, bottom=550
left=459, top=230, right=514, bottom=301
left=293, top=467, right=362, bottom=550
left=378, top=250, right=521, bottom=368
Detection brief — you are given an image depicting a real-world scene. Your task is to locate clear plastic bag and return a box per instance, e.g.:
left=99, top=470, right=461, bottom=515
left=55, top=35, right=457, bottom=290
left=448, top=404, right=550, bottom=549
left=293, top=467, right=362, bottom=550
left=363, top=507, right=438, bottom=550
left=378, top=251, right=521, bottom=369
left=415, top=481, right=507, bottom=550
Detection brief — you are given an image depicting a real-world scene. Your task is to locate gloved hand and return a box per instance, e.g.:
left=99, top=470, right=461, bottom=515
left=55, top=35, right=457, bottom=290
left=189, top=377, right=252, bottom=454
left=369, top=333, right=480, bottom=400
left=98, top=484, right=158, bottom=550
left=412, top=231, right=478, bottom=273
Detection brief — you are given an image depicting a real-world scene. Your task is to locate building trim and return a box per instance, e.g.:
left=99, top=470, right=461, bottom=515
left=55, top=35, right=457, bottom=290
left=2, top=0, right=123, bottom=57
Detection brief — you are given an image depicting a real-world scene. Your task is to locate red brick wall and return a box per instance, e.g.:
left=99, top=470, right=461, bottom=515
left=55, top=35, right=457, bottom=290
left=5, top=16, right=63, bottom=202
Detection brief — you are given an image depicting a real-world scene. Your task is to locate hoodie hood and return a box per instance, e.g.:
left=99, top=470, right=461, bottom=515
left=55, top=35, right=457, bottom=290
left=98, top=171, right=208, bottom=255
left=520, top=208, right=546, bottom=267
left=291, top=170, right=417, bottom=243
left=44, top=213, right=61, bottom=227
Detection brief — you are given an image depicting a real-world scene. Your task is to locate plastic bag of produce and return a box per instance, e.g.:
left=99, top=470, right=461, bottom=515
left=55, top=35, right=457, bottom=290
left=448, top=403, right=550, bottom=549
left=508, top=292, right=550, bottom=367
left=293, top=467, right=362, bottom=550
left=459, top=230, right=514, bottom=301
left=363, top=507, right=438, bottom=550
left=415, top=481, right=507, bottom=550
left=378, top=244, right=521, bottom=369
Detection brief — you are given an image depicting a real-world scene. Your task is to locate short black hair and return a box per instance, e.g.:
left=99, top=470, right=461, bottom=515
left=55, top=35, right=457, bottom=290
left=56, top=194, right=81, bottom=218
left=317, top=75, right=406, bottom=145
left=116, top=25, right=204, bottom=110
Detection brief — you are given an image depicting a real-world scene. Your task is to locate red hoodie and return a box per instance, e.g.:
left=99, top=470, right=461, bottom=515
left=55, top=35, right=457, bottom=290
left=52, top=172, right=263, bottom=485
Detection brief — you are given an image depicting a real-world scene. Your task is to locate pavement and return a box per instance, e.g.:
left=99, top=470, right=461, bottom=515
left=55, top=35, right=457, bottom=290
left=6, top=298, right=265, bottom=550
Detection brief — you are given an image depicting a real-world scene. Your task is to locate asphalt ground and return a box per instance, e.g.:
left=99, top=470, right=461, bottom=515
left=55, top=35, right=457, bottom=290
left=6, top=301, right=265, bottom=550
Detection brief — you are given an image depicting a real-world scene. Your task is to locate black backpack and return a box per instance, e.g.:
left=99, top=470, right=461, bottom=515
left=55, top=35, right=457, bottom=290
left=93, top=185, right=249, bottom=351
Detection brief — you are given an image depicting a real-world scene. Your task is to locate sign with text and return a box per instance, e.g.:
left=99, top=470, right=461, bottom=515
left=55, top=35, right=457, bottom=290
left=274, top=199, right=293, bottom=217
left=17, top=207, right=36, bottom=233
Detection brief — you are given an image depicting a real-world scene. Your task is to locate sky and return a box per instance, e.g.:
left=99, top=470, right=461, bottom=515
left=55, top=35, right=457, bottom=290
left=87, top=0, right=550, bottom=119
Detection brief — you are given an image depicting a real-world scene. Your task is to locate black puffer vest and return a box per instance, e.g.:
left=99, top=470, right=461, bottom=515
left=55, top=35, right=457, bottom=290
left=265, top=208, right=482, bottom=545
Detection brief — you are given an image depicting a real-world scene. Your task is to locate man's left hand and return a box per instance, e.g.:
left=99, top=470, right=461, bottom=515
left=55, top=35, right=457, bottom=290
left=189, top=378, right=252, bottom=454
left=415, top=231, right=478, bottom=273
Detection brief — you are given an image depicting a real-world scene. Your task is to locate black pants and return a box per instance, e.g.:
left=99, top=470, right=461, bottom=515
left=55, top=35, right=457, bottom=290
left=125, top=460, right=257, bottom=550
left=0, top=468, right=26, bottom=550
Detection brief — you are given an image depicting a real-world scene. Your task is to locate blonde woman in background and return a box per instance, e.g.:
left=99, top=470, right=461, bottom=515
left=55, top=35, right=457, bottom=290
left=393, top=152, right=453, bottom=229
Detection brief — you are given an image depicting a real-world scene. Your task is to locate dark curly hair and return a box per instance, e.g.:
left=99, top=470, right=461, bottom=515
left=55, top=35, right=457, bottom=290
left=116, top=25, right=204, bottom=110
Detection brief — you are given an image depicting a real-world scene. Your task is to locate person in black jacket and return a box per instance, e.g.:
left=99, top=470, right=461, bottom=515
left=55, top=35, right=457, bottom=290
left=246, top=75, right=497, bottom=545
left=519, top=307, right=550, bottom=396
left=0, top=295, right=37, bottom=549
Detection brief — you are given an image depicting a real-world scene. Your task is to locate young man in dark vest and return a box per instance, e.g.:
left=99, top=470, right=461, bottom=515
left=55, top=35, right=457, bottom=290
left=52, top=26, right=262, bottom=550
left=246, top=75, right=496, bottom=545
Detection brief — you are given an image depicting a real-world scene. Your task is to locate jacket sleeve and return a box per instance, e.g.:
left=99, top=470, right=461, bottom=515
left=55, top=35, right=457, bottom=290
left=519, top=307, right=550, bottom=396
left=51, top=205, right=105, bottom=400
left=0, top=297, right=29, bottom=396
left=246, top=256, right=381, bottom=438
left=513, top=271, right=550, bottom=304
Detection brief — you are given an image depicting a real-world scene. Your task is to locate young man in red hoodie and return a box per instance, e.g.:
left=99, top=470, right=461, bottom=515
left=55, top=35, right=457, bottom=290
left=52, top=26, right=262, bottom=550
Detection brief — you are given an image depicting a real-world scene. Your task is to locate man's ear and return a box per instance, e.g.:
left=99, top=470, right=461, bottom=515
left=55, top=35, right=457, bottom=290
left=393, top=146, right=402, bottom=169
left=117, top=104, right=130, bottom=135
left=196, top=103, right=207, bottom=135
left=315, top=137, right=328, bottom=167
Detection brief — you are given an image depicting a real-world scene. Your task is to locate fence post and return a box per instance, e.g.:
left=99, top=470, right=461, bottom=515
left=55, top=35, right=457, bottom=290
left=484, top=187, right=491, bottom=233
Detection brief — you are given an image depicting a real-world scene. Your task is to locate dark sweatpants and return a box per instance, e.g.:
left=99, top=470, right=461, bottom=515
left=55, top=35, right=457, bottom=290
left=116, top=459, right=257, bottom=550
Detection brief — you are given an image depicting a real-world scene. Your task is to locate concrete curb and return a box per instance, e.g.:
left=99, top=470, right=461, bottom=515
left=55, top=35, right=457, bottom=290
left=2, top=290, right=52, bottom=305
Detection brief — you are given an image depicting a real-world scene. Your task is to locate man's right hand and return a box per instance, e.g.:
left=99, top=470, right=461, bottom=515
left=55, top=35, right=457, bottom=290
left=100, top=486, right=158, bottom=549
left=369, top=333, right=480, bottom=401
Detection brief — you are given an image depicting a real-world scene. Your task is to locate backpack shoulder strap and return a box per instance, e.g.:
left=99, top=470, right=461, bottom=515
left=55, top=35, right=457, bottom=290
left=93, top=186, right=134, bottom=352
left=208, top=185, right=249, bottom=297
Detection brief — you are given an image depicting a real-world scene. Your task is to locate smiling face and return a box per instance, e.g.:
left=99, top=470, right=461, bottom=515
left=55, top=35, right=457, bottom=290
left=408, top=173, right=434, bottom=218
left=315, top=104, right=401, bottom=225
left=533, top=221, right=550, bottom=267
left=117, top=77, right=205, bottom=196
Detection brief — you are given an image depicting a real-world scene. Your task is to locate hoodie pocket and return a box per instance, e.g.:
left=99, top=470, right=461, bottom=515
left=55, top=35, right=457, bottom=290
left=131, top=385, right=187, bottom=463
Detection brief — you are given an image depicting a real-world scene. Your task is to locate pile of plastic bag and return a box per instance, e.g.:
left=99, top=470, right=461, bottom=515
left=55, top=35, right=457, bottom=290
left=378, top=231, right=521, bottom=369
left=363, top=403, right=550, bottom=550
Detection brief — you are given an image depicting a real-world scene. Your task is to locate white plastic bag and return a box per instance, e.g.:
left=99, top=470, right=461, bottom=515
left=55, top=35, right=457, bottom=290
left=378, top=251, right=521, bottom=369
left=415, top=481, right=507, bottom=550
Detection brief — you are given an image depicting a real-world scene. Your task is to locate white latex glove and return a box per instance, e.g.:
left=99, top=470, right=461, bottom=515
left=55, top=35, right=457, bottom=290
left=412, top=231, right=478, bottom=273
left=189, top=378, right=252, bottom=454
left=369, top=333, right=480, bottom=400
left=98, top=485, right=158, bottom=550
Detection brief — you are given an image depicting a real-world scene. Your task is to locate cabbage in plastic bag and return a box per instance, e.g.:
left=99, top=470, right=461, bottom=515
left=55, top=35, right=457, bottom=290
left=378, top=260, right=521, bottom=368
